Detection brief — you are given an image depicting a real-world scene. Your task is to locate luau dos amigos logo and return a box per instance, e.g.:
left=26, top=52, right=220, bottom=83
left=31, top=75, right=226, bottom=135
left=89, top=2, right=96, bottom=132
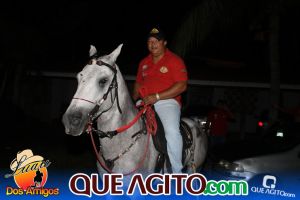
left=4, top=149, right=59, bottom=197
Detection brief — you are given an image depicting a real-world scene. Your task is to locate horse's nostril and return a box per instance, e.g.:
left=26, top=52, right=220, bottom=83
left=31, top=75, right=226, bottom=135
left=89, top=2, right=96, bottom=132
left=69, top=112, right=83, bottom=126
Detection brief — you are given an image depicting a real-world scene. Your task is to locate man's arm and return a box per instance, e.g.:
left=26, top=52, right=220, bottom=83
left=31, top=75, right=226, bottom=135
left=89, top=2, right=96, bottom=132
left=158, top=81, right=187, bottom=100
left=142, top=81, right=187, bottom=105
left=132, top=82, right=141, bottom=101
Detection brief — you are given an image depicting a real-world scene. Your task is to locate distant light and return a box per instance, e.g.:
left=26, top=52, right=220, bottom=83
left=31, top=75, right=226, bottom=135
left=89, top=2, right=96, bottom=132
left=276, top=132, right=284, bottom=137
left=258, top=121, right=264, bottom=127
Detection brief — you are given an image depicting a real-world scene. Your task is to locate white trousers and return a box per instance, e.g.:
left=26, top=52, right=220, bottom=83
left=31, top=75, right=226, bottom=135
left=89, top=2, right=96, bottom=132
left=154, top=99, right=183, bottom=173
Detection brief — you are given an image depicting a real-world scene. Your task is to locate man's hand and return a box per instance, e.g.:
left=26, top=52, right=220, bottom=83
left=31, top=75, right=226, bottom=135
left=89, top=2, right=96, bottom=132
left=142, top=94, right=159, bottom=105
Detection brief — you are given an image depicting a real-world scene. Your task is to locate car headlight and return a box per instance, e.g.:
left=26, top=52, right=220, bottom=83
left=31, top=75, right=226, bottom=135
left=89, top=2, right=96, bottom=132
left=217, top=159, right=244, bottom=172
left=276, top=131, right=284, bottom=137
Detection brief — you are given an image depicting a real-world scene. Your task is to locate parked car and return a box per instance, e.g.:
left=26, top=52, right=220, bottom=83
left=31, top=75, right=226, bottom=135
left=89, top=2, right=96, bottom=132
left=204, top=120, right=300, bottom=182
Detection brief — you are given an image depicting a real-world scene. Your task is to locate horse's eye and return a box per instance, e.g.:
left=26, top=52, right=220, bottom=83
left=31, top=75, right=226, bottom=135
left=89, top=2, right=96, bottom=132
left=99, top=78, right=108, bottom=85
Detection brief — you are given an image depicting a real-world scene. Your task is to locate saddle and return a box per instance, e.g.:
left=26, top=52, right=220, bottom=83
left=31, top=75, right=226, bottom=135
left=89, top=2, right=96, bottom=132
left=151, top=110, right=193, bottom=173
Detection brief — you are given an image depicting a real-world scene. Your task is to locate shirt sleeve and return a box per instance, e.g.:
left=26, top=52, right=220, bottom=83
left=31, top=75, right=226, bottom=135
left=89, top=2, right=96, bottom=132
left=171, top=57, right=188, bottom=82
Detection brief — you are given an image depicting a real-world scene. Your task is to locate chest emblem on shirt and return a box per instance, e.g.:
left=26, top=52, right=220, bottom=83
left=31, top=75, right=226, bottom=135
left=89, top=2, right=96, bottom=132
left=142, top=65, right=148, bottom=70
left=160, top=66, right=168, bottom=73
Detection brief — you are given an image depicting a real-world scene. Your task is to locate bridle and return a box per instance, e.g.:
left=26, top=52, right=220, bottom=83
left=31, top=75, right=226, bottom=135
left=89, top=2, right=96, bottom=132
left=73, top=58, right=122, bottom=123
left=72, top=57, right=155, bottom=175
left=73, top=58, right=125, bottom=138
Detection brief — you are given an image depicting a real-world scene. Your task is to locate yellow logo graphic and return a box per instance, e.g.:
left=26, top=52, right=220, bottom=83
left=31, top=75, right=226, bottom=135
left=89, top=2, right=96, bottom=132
left=150, top=28, right=159, bottom=34
left=5, top=149, right=51, bottom=190
left=160, top=66, right=168, bottom=73
left=142, top=65, right=148, bottom=70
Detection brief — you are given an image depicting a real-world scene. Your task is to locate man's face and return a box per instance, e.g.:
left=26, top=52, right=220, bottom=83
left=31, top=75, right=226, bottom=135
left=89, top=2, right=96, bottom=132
left=147, top=37, right=166, bottom=57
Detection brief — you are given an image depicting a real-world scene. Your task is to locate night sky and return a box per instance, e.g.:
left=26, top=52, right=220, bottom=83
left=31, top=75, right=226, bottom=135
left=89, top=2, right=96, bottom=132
left=1, top=0, right=300, bottom=83
left=0, top=1, right=198, bottom=71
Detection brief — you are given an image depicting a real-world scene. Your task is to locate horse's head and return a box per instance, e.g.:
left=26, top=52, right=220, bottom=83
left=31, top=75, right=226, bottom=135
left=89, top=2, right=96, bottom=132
left=62, top=44, right=123, bottom=136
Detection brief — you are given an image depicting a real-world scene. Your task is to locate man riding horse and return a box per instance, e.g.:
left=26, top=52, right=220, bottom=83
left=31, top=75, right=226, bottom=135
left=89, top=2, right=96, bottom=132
left=132, top=27, right=188, bottom=173
left=62, top=40, right=207, bottom=177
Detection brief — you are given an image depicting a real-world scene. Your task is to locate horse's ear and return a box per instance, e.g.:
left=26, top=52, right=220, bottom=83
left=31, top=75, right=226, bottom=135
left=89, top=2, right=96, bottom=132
left=109, top=44, right=123, bottom=63
left=89, top=45, right=97, bottom=57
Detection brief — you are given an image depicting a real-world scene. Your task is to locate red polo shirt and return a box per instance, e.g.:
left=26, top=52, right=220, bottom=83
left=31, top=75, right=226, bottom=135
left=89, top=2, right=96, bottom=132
left=136, top=49, right=188, bottom=105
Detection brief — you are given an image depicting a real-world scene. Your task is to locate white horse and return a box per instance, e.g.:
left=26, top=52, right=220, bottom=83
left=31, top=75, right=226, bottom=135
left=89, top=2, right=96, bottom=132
left=62, top=44, right=208, bottom=177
